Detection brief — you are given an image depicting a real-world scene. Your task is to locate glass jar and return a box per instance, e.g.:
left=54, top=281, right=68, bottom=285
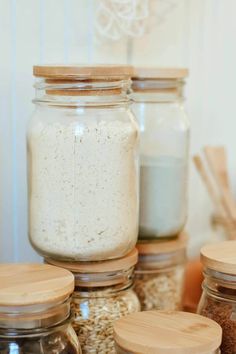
left=0, top=263, right=81, bottom=354
left=132, top=68, right=189, bottom=240
left=28, top=65, right=139, bottom=261
left=46, top=249, right=140, bottom=354
left=198, top=241, right=236, bottom=354
left=134, top=233, right=187, bottom=311
left=114, top=310, right=222, bottom=354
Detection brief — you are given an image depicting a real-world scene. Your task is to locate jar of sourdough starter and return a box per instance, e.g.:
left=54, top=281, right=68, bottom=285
left=132, top=68, right=189, bottom=240
left=114, top=311, right=222, bottom=354
left=46, top=249, right=140, bottom=354
left=198, top=241, right=236, bottom=354
left=0, top=264, right=81, bottom=354
left=134, top=232, right=187, bottom=311
left=28, top=65, right=139, bottom=261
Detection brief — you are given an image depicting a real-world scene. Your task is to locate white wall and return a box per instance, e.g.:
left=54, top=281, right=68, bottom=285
left=0, top=0, right=235, bottom=262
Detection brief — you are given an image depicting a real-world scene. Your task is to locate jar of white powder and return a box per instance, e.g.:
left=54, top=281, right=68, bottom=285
left=134, top=233, right=187, bottom=311
left=28, top=65, right=139, bottom=261
left=132, top=68, right=189, bottom=240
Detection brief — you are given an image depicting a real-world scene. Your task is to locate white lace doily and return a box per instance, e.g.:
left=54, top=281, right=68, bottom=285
left=95, top=0, right=178, bottom=41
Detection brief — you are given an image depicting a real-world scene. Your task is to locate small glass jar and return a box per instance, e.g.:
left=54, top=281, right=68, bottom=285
left=28, top=65, right=139, bottom=261
left=198, top=241, right=236, bottom=354
left=0, top=264, right=81, bottom=354
left=114, top=310, right=222, bottom=354
left=132, top=68, right=189, bottom=240
left=134, top=233, right=187, bottom=311
left=46, top=249, right=140, bottom=354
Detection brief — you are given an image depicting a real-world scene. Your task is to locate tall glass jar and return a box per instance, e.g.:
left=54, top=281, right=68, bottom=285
left=0, top=264, right=81, bottom=354
left=134, top=233, right=187, bottom=311
left=28, top=65, right=139, bottom=261
left=132, top=68, right=189, bottom=240
left=114, top=311, right=222, bottom=354
left=198, top=241, right=236, bottom=354
left=46, top=249, right=140, bottom=354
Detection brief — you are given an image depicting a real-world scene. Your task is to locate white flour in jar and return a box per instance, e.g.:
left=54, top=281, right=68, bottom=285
left=139, top=155, right=187, bottom=238
left=29, top=111, right=139, bottom=260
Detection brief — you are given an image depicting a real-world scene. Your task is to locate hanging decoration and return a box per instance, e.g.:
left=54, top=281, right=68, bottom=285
left=95, top=0, right=178, bottom=41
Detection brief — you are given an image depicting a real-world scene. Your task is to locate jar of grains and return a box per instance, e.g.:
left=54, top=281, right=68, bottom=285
left=28, top=65, right=139, bottom=261
left=134, top=233, right=187, bottom=311
left=114, top=311, right=222, bottom=354
left=198, top=241, right=236, bottom=354
left=46, top=249, right=140, bottom=354
left=0, top=264, right=81, bottom=354
left=131, top=68, right=189, bottom=240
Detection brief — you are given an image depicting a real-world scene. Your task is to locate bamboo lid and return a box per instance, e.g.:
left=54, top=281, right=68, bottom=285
left=0, top=264, right=74, bottom=306
left=114, top=311, right=222, bottom=354
left=33, top=64, right=133, bottom=80
left=201, top=240, right=236, bottom=274
left=45, top=248, right=138, bottom=273
left=132, top=67, right=188, bottom=80
left=137, top=232, right=188, bottom=255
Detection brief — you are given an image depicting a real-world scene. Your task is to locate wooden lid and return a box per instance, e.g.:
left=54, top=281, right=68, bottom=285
left=45, top=248, right=138, bottom=274
left=33, top=64, right=133, bottom=79
left=132, top=67, right=188, bottom=80
left=201, top=240, right=236, bottom=274
left=114, top=311, right=222, bottom=354
left=137, top=232, right=188, bottom=255
left=0, top=264, right=74, bottom=306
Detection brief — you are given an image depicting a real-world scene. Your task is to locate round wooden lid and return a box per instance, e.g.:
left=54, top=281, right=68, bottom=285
left=33, top=64, right=133, bottom=79
left=132, top=67, right=188, bottom=79
left=0, top=264, right=74, bottom=306
left=45, top=248, right=138, bottom=273
left=201, top=240, right=236, bottom=274
left=114, top=311, right=222, bottom=354
left=137, top=232, right=188, bottom=255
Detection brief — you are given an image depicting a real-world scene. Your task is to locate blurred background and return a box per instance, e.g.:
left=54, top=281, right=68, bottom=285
left=1, top=0, right=236, bottom=262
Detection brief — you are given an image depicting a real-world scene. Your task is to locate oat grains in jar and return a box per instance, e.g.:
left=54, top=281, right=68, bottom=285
left=134, top=233, right=187, bottom=311
left=46, top=248, right=140, bottom=354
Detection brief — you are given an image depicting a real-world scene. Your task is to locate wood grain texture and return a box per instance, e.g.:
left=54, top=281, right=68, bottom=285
left=0, top=263, right=74, bottom=305
left=201, top=240, right=236, bottom=274
left=137, top=232, right=188, bottom=255
left=114, top=310, right=222, bottom=354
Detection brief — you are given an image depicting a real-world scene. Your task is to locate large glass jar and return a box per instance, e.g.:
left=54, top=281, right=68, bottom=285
left=132, top=68, right=189, bottom=240
left=28, top=65, right=139, bottom=261
left=134, top=233, right=187, bottom=311
left=46, top=249, right=140, bottom=354
left=198, top=241, right=236, bottom=354
left=0, top=263, right=81, bottom=354
left=114, top=311, right=222, bottom=354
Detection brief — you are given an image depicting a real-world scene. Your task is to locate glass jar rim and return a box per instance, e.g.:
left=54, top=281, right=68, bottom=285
left=0, top=297, right=71, bottom=331
left=135, top=249, right=187, bottom=272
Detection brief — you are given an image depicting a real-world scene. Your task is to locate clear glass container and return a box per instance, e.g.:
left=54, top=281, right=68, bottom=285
left=132, top=68, right=189, bottom=240
left=134, top=234, right=187, bottom=311
left=198, top=241, right=236, bottom=354
left=198, top=268, right=236, bottom=354
left=28, top=65, right=139, bottom=261
left=114, top=311, right=222, bottom=354
left=46, top=249, right=140, bottom=354
left=0, top=264, right=81, bottom=354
